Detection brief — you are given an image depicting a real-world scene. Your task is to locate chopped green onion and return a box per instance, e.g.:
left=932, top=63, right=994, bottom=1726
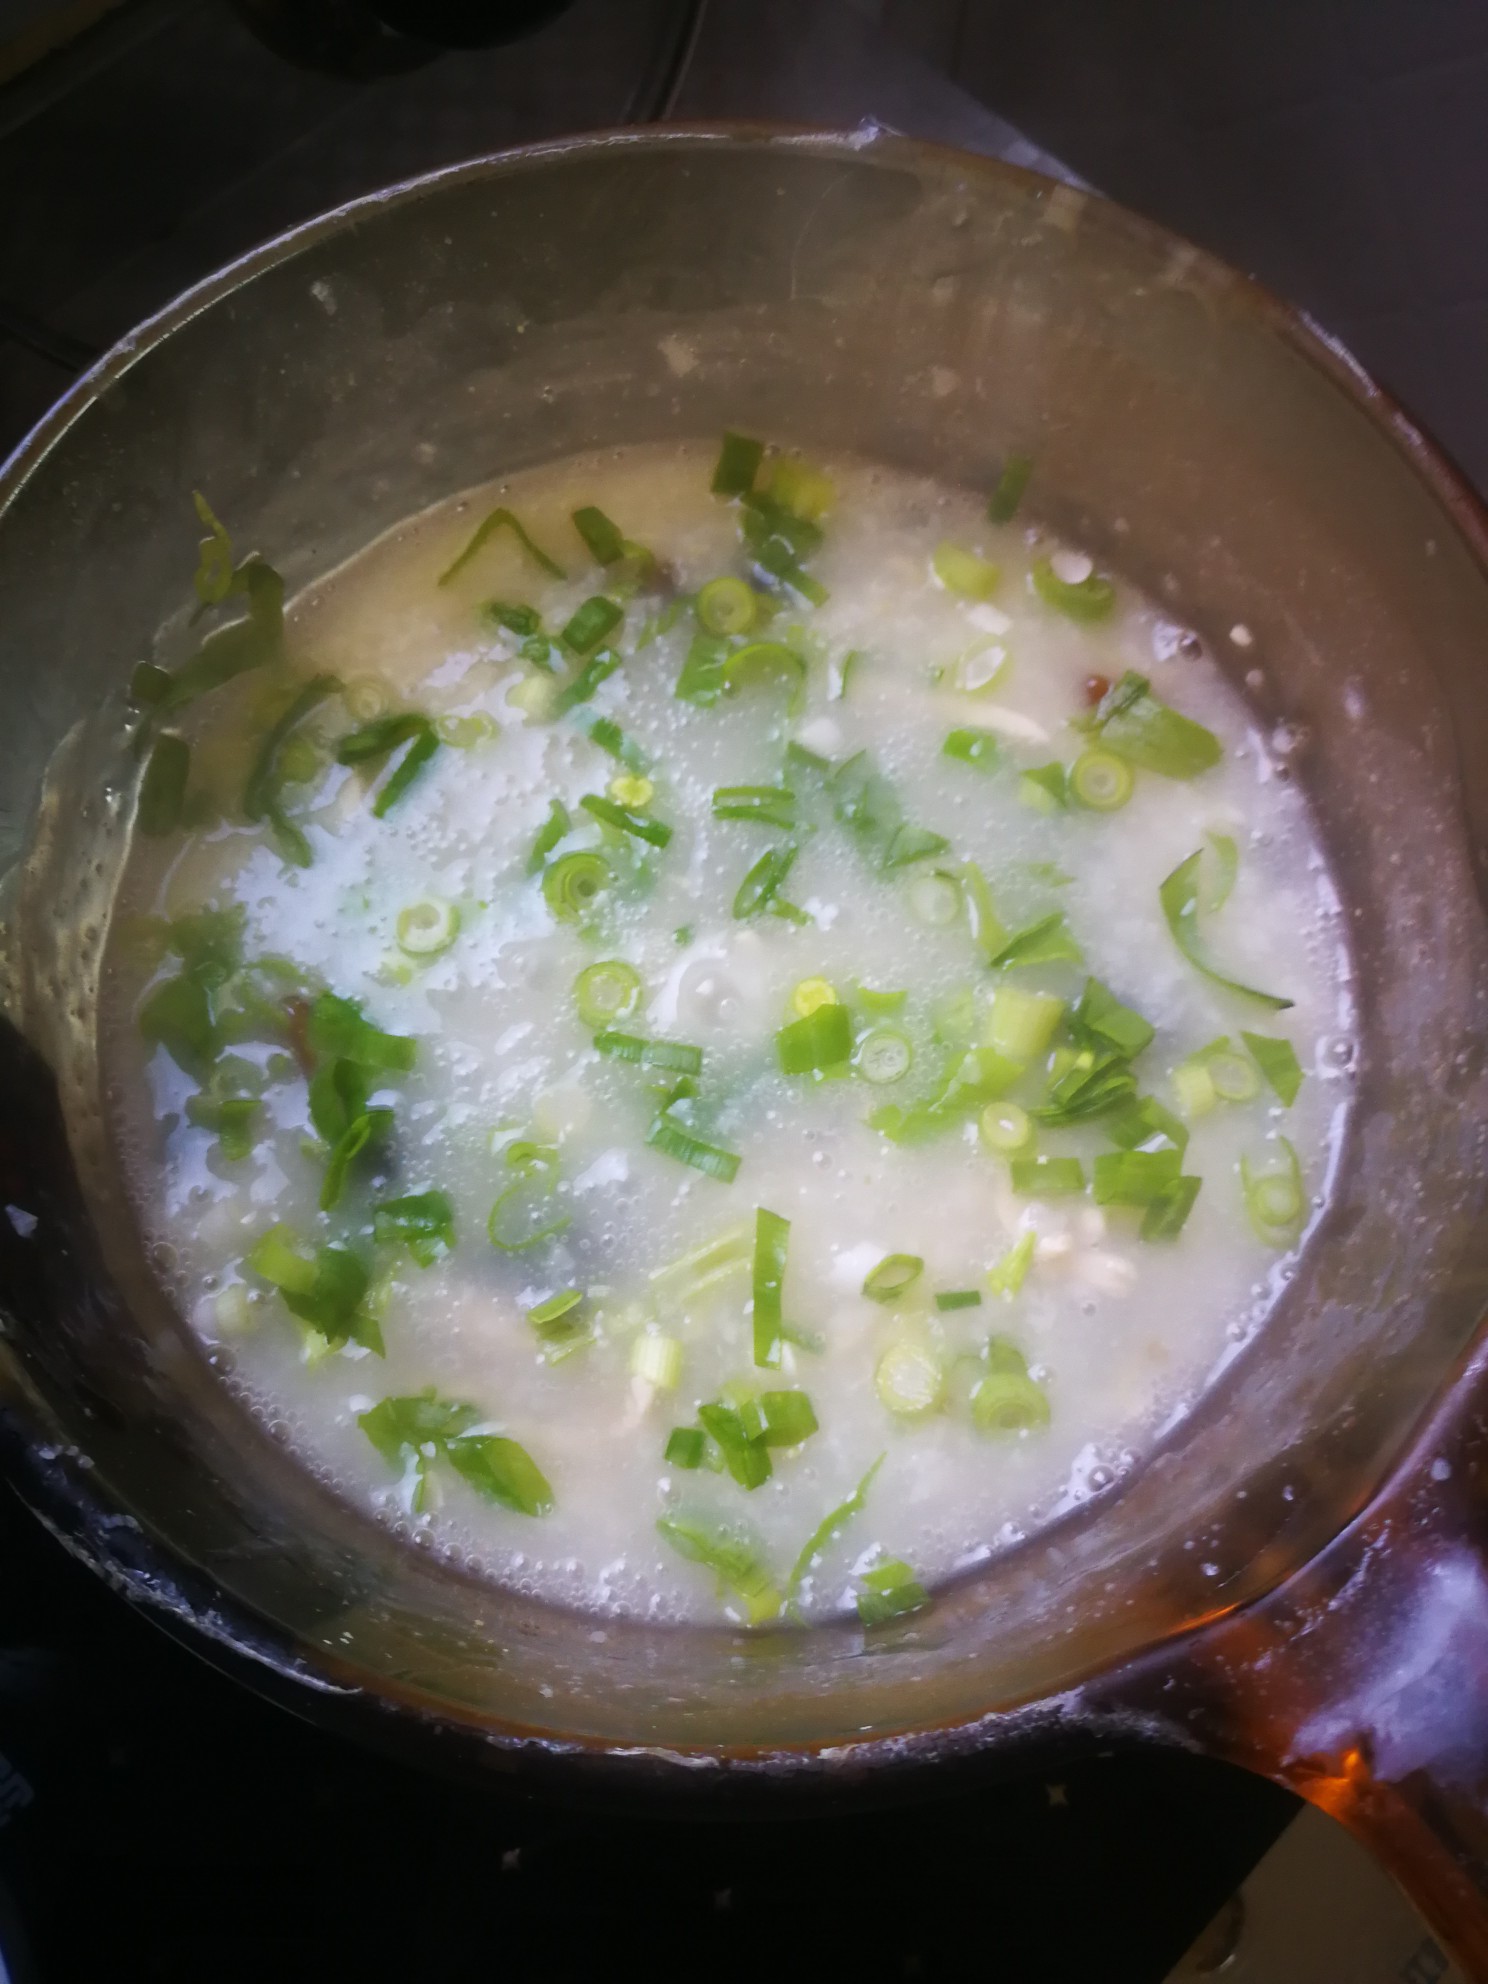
left=1242, top=1138, right=1305, bottom=1245
left=137, top=733, right=190, bottom=837
left=396, top=896, right=460, bottom=958
left=446, top=1434, right=554, bottom=1516
left=480, top=600, right=541, bottom=638
left=572, top=505, right=625, bottom=566
left=527, top=1287, right=584, bottom=1332
left=1019, top=763, right=1069, bottom=813
left=785, top=1455, right=883, bottom=1608
left=987, top=453, right=1032, bottom=524
left=509, top=672, right=559, bottom=721
left=249, top=1223, right=317, bottom=1297
left=1092, top=1148, right=1184, bottom=1206
left=337, top=713, right=441, bottom=817
left=862, top=1254, right=923, bottom=1303
left=526, top=1287, right=591, bottom=1358
left=580, top=792, right=672, bottom=847
left=987, top=1231, right=1037, bottom=1298
left=935, top=1289, right=983, bottom=1312
left=712, top=783, right=796, bottom=830
left=488, top=1144, right=570, bottom=1254
left=722, top=639, right=807, bottom=715
left=320, top=1106, right=393, bottom=1213
left=942, top=728, right=1000, bottom=771
left=665, top=1426, right=707, bottom=1468
left=908, top=870, right=963, bottom=927
left=1241, top=1031, right=1305, bottom=1106
left=855, top=1026, right=913, bottom=1086
left=373, top=1190, right=456, bottom=1267
left=696, top=576, right=758, bottom=637
left=251, top=1231, right=380, bottom=1353
left=1033, top=1045, right=1136, bottom=1126
left=631, top=1332, right=683, bottom=1390
left=243, top=673, right=339, bottom=864
left=307, top=992, right=415, bottom=1073
left=874, top=1340, right=944, bottom=1418
left=1142, top=1174, right=1203, bottom=1241
left=1070, top=749, right=1134, bottom=811
left=574, top=960, right=642, bottom=1028
left=739, top=493, right=828, bottom=604
left=552, top=647, right=622, bottom=715
left=711, top=431, right=764, bottom=498
left=990, top=912, right=1083, bottom=971
left=438, top=506, right=564, bottom=586
left=790, top=977, right=838, bottom=1017
left=1073, top=978, right=1156, bottom=1060
left=156, top=557, right=285, bottom=712
left=868, top=1045, right=1019, bottom=1146
left=733, top=842, right=798, bottom=918
left=697, top=1402, right=772, bottom=1489
left=594, top=1030, right=702, bottom=1075
left=856, top=1559, right=930, bottom=1626
left=527, top=799, right=571, bottom=874
left=745, top=1388, right=819, bottom=1447
left=932, top=986, right=977, bottom=1047
left=1159, top=848, right=1293, bottom=1010
left=932, top=541, right=1000, bottom=599
left=830, top=648, right=864, bottom=700
left=750, top=1207, right=790, bottom=1368
left=960, top=861, right=1009, bottom=963
left=971, top=1345, right=1050, bottom=1433
left=777, top=1002, right=852, bottom=1075
left=1010, top=1155, right=1086, bottom=1196
left=1084, top=671, right=1222, bottom=779
left=1106, top=1095, right=1189, bottom=1155
left=183, top=1092, right=260, bottom=1162
left=831, top=751, right=947, bottom=873
left=675, top=632, right=731, bottom=705
left=560, top=596, right=623, bottom=656
left=437, top=712, right=499, bottom=749
left=1204, top=830, right=1240, bottom=912
left=979, top=1100, right=1032, bottom=1153
left=542, top=850, right=610, bottom=921
left=191, top=489, right=235, bottom=603
left=129, top=660, right=172, bottom=708
left=588, top=726, right=647, bottom=779
left=854, top=983, right=908, bottom=1017
left=1032, top=555, right=1115, bottom=622
left=1208, top=1049, right=1261, bottom=1102
left=766, top=455, right=836, bottom=521
left=645, top=1110, right=741, bottom=1183
left=656, top=1514, right=779, bottom=1625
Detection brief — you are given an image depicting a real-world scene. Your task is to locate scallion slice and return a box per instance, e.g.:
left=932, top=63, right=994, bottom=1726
left=1010, top=1155, right=1086, bottom=1197
left=722, top=639, right=807, bottom=715
left=855, top=1026, right=913, bottom=1086
left=979, top=1100, right=1032, bottom=1153
left=480, top=600, right=541, bottom=638
left=664, top=1426, right=707, bottom=1469
left=372, top=1190, right=456, bottom=1267
left=750, top=1207, right=790, bottom=1368
left=574, top=961, right=642, bottom=1029
left=1106, top=1095, right=1189, bottom=1156
left=561, top=596, right=624, bottom=656
left=862, top=1253, right=923, bottom=1303
left=943, top=728, right=1000, bottom=771
left=987, top=454, right=1032, bottom=524
left=572, top=505, right=625, bottom=566
left=631, top=1332, right=683, bottom=1391
left=1092, top=1148, right=1184, bottom=1207
left=1070, top=749, right=1134, bottom=811
left=935, top=1289, right=983, bottom=1312
left=1160, top=848, right=1293, bottom=1010
left=594, top=1030, right=702, bottom=1075
left=961, top=861, right=1009, bottom=962
left=711, top=431, right=764, bottom=498
left=396, top=896, right=460, bottom=958
left=580, top=792, right=672, bottom=847
left=785, top=1455, right=883, bottom=1609
left=1019, top=763, right=1069, bottom=814
left=540, top=849, right=608, bottom=923
left=874, top=1340, right=944, bottom=1417
left=307, top=992, right=416, bottom=1073
left=777, top=1001, right=852, bottom=1075
left=1142, top=1174, right=1203, bottom=1241
left=552, top=648, right=622, bottom=715
left=711, top=783, right=796, bottom=830
left=487, top=1144, right=570, bottom=1254
left=1031, top=555, right=1115, bottom=622
left=696, top=576, right=758, bottom=637
left=656, top=1514, right=780, bottom=1625
left=337, top=713, right=441, bottom=818
left=1242, top=1138, right=1306, bottom=1245
left=447, top=1433, right=555, bottom=1516
left=990, top=912, right=1083, bottom=971
left=438, top=506, right=564, bottom=586
left=856, top=1557, right=930, bottom=1627
left=645, top=1111, right=741, bottom=1183
left=697, top=1402, right=772, bottom=1489
left=741, top=1387, right=818, bottom=1446
left=932, top=541, right=1000, bottom=600
left=1083, top=671, right=1222, bottom=779
left=986, top=1230, right=1037, bottom=1298
left=1241, top=1031, right=1305, bottom=1106
left=733, top=842, right=798, bottom=919
left=908, top=869, right=963, bottom=928
left=767, top=456, right=836, bottom=522
left=527, top=799, right=571, bottom=875
left=675, top=632, right=731, bottom=705
left=971, top=1347, right=1050, bottom=1433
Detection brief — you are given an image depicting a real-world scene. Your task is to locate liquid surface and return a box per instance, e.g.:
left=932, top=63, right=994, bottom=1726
left=104, top=440, right=1353, bottom=1626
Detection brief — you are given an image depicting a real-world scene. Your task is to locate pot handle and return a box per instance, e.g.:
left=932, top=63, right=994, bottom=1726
left=1094, top=1328, right=1488, bottom=1978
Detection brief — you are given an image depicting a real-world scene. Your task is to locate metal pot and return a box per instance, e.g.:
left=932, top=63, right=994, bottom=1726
left=2, top=128, right=1486, bottom=1967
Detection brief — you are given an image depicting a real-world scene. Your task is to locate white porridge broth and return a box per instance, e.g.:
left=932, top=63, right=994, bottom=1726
left=105, top=437, right=1352, bottom=1628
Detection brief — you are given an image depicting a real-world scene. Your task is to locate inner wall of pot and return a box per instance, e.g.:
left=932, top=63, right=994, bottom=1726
left=1, top=133, right=1486, bottom=1750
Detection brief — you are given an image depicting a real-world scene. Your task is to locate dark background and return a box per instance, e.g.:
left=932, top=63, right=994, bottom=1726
left=2, top=3, right=1480, bottom=1978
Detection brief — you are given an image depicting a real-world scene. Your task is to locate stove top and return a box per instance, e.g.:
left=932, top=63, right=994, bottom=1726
left=0, top=4, right=1460, bottom=1977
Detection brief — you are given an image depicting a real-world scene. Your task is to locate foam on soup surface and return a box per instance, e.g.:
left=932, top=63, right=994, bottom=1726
left=104, top=439, right=1352, bottom=1626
